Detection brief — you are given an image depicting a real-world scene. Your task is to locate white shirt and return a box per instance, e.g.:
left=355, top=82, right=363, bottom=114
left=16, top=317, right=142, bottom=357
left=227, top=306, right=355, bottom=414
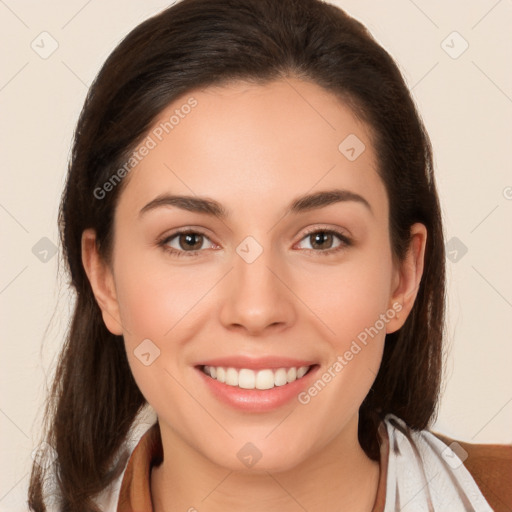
left=381, top=414, right=492, bottom=511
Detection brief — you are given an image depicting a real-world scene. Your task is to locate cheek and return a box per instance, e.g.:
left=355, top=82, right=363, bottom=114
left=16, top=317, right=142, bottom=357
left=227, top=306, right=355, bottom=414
left=291, top=237, right=395, bottom=414
left=112, top=247, right=223, bottom=401
left=294, top=262, right=392, bottom=423
left=294, top=242, right=395, bottom=348
left=113, top=246, right=215, bottom=342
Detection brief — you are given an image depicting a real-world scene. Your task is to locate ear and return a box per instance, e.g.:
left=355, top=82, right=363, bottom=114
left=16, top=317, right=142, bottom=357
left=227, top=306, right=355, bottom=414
left=81, top=228, right=124, bottom=335
left=386, top=223, right=427, bottom=334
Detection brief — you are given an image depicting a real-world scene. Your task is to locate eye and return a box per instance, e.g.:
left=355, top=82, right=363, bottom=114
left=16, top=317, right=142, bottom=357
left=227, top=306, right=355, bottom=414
left=159, top=230, right=217, bottom=257
left=295, top=228, right=351, bottom=254
left=158, top=227, right=351, bottom=258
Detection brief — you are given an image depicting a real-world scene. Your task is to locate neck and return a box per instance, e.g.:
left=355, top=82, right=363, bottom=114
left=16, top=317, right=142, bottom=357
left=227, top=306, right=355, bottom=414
left=151, top=418, right=381, bottom=512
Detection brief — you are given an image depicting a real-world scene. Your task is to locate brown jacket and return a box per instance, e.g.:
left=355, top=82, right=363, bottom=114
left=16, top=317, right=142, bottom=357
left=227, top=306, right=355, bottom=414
left=432, top=432, right=512, bottom=512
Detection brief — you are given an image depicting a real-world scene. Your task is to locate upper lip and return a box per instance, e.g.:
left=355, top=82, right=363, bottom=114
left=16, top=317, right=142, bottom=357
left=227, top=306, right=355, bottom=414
left=195, top=356, right=317, bottom=370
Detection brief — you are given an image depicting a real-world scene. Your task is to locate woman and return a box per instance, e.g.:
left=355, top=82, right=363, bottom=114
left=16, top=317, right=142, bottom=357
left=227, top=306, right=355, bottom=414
left=29, top=0, right=511, bottom=510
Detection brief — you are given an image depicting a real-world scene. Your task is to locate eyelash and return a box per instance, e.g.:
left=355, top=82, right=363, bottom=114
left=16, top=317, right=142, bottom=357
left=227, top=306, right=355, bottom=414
left=157, top=227, right=352, bottom=258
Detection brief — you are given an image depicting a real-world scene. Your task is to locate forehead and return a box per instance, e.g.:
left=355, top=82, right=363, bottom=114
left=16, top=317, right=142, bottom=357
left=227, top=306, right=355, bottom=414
left=116, top=78, right=387, bottom=220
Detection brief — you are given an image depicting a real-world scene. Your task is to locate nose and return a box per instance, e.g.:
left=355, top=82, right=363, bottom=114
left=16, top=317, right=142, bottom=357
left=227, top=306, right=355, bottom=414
left=218, top=244, right=297, bottom=336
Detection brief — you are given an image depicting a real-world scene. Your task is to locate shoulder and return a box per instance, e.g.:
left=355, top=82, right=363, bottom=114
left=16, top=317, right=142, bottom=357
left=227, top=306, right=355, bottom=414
left=431, top=430, right=512, bottom=512
left=380, top=414, right=508, bottom=511
left=93, top=406, right=159, bottom=511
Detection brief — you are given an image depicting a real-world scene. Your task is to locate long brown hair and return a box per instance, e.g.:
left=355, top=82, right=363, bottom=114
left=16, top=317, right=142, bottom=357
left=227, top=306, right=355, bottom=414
left=29, top=0, right=445, bottom=509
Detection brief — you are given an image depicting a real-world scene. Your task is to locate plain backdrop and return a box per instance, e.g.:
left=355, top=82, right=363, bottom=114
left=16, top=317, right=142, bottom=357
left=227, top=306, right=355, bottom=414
left=1, top=0, right=511, bottom=508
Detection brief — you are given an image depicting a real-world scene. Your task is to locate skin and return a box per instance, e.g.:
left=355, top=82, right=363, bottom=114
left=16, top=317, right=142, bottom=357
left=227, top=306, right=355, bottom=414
left=82, top=77, right=426, bottom=511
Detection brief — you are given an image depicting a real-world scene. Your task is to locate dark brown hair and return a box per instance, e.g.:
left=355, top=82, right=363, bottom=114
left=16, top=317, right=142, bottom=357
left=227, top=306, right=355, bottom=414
left=29, top=0, right=445, bottom=509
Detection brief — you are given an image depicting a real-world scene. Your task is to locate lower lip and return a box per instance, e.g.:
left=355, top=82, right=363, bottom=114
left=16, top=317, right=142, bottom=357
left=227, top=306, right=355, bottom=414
left=195, top=365, right=319, bottom=412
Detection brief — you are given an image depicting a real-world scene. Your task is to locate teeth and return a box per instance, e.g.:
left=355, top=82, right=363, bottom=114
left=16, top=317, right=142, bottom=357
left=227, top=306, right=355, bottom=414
left=297, top=366, right=308, bottom=378
left=202, top=365, right=311, bottom=390
left=239, top=369, right=255, bottom=389
left=225, top=367, right=238, bottom=386
left=256, top=369, right=274, bottom=390
left=274, top=368, right=287, bottom=386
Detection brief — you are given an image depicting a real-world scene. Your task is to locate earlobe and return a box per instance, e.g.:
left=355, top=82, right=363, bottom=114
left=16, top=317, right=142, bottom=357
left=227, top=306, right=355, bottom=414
left=81, top=229, right=124, bottom=335
left=386, top=223, right=427, bottom=334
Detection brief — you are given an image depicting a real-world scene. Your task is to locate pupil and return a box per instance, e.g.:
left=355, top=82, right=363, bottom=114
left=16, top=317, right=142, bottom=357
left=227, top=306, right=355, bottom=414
left=181, top=233, right=202, bottom=250
left=312, top=232, right=331, bottom=249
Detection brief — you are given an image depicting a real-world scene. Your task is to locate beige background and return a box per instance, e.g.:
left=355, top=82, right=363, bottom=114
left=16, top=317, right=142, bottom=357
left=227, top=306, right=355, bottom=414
left=1, top=0, right=511, bottom=508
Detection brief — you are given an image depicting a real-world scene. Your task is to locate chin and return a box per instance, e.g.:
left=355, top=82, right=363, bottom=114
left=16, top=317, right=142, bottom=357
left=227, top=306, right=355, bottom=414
left=199, top=436, right=315, bottom=474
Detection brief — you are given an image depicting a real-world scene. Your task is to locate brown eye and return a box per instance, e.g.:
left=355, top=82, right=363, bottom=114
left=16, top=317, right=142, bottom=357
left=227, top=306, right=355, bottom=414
left=295, top=229, right=350, bottom=254
left=178, top=233, right=204, bottom=251
left=309, top=232, right=335, bottom=250
left=162, top=231, right=216, bottom=255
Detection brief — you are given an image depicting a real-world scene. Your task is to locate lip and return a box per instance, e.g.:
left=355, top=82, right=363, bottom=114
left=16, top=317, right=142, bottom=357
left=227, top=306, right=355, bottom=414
left=194, top=356, right=317, bottom=370
left=195, top=360, right=320, bottom=413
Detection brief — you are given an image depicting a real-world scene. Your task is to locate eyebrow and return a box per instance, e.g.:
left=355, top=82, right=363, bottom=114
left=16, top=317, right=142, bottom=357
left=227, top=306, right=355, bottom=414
left=139, top=188, right=373, bottom=219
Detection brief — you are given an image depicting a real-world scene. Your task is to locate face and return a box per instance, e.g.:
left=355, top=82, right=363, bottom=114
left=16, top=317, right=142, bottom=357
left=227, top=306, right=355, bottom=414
left=84, top=77, right=424, bottom=472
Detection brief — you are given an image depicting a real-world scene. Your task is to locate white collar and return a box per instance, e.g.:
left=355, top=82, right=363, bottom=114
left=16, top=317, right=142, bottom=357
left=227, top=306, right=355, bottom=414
left=382, top=414, right=492, bottom=511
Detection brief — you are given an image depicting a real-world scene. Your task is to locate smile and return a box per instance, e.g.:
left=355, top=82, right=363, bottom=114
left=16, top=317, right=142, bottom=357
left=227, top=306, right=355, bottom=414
left=201, top=365, right=312, bottom=390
